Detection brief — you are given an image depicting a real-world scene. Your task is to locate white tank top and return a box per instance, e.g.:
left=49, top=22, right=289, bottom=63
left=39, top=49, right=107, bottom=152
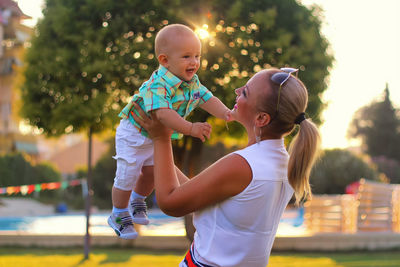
left=192, top=139, right=294, bottom=267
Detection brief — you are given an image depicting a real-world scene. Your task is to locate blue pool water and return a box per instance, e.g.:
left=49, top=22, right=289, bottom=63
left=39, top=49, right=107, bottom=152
left=0, top=210, right=186, bottom=236
left=0, top=208, right=306, bottom=236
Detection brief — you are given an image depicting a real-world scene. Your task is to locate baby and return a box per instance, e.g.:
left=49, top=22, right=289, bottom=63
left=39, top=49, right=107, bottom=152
left=108, top=24, right=231, bottom=239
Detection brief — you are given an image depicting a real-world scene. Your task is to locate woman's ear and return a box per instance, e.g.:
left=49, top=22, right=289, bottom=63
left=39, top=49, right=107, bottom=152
left=254, top=112, right=271, bottom=127
left=158, top=54, right=168, bottom=67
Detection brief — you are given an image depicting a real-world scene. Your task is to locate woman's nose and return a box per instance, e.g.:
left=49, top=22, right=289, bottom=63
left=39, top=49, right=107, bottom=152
left=235, top=88, right=241, bottom=95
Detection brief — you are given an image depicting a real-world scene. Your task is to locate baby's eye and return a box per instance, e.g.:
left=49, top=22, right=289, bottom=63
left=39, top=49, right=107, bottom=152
left=183, top=55, right=190, bottom=58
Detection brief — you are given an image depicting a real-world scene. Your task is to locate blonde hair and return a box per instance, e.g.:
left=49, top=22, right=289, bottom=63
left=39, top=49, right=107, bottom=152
left=259, top=69, right=321, bottom=205
left=154, top=24, right=198, bottom=57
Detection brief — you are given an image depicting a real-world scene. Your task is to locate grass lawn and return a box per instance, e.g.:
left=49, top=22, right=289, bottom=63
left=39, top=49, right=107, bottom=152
left=0, top=247, right=399, bottom=267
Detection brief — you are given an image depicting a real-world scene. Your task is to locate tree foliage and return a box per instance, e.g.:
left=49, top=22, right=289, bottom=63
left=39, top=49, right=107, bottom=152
left=348, top=85, right=400, bottom=182
left=20, top=0, right=333, bottom=175
left=349, top=85, right=400, bottom=161
left=371, top=156, right=400, bottom=184
left=309, top=149, right=380, bottom=195
left=21, top=0, right=163, bottom=136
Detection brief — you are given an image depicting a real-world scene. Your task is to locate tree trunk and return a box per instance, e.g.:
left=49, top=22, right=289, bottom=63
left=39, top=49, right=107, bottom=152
left=187, top=138, right=203, bottom=177
left=172, top=136, right=188, bottom=169
left=183, top=137, right=204, bottom=242
left=84, top=127, right=93, bottom=259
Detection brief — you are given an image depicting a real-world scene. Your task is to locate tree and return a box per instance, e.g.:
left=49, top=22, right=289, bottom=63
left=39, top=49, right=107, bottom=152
left=349, top=84, right=400, bottom=182
left=349, top=84, right=400, bottom=160
left=371, top=156, right=400, bottom=184
left=309, top=149, right=381, bottom=195
left=20, top=0, right=333, bottom=247
left=21, top=0, right=333, bottom=176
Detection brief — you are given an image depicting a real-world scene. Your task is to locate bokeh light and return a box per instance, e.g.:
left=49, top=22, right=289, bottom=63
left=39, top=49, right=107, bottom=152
left=195, top=24, right=210, bottom=40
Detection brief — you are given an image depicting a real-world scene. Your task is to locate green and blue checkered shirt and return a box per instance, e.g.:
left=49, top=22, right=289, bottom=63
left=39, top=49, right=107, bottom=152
left=119, top=65, right=213, bottom=139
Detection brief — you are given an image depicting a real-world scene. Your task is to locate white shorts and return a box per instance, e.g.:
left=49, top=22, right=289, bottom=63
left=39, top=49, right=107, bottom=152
left=113, top=119, right=154, bottom=191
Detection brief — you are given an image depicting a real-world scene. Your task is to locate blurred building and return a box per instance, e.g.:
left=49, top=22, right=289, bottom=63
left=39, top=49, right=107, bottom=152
left=0, top=0, right=38, bottom=160
left=0, top=1, right=109, bottom=177
left=47, top=137, right=109, bottom=177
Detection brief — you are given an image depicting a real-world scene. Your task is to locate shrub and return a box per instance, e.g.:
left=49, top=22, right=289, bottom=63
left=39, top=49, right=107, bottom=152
left=0, top=153, right=62, bottom=201
left=309, top=149, right=381, bottom=194
left=372, top=156, right=400, bottom=184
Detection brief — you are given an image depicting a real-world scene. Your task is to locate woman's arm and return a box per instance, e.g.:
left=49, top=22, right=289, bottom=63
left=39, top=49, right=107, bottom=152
left=154, top=137, right=252, bottom=216
left=175, top=166, right=190, bottom=185
left=131, top=103, right=252, bottom=217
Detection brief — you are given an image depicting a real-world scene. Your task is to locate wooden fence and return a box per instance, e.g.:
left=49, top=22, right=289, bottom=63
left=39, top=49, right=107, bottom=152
left=357, top=179, right=395, bottom=232
left=304, top=194, right=358, bottom=233
left=304, top=179, right=400, bottom=233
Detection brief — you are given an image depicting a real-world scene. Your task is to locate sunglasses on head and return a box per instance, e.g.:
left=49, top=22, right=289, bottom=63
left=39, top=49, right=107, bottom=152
left=270, top=67, right=299, bottom=117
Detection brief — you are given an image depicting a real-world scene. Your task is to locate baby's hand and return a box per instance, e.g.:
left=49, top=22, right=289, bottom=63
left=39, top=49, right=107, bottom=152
left=190, top=122, right=212, bottom=142
left=225, top=109, right=234, bottom=122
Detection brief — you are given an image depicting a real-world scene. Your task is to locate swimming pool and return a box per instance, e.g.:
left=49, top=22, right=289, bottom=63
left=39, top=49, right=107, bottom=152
left=0, top=208, right=307, bottom=237
left=0, top=209, right=186, bottom=236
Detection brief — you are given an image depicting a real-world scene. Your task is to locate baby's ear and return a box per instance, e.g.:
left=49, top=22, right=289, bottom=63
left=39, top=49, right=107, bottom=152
left=158, top=54, right=168, bottom=67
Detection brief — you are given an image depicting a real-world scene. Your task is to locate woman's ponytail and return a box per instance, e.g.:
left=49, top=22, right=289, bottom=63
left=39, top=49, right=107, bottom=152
left=288, top=118, right=321, bottom=205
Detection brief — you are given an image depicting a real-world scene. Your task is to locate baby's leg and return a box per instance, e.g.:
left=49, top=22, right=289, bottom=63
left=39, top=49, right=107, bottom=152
left=130, top=166, right=154, bottom=225
left=112, top=155, right=141, bottom=209
left=112, top=186, right=131, bottom=209
left=134, top=165, right=154, bottom=197
left=109, top=156, right=139, bottom=239
left=109, top=119, right=144, bottom=239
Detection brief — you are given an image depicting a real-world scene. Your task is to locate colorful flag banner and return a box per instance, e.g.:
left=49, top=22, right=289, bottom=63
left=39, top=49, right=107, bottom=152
left=0, top=179, right=85, bottom=195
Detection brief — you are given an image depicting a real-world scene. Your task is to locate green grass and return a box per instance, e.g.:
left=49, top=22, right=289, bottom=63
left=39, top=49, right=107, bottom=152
left=0, top=247, right=399, bottom=267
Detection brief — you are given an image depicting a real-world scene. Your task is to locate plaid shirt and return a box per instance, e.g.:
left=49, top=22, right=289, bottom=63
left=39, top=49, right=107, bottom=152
left=119, top=65, right=213, bottom=139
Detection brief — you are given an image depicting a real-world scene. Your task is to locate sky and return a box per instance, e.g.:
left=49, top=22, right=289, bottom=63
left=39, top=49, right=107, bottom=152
left=16, top=0, right=400, bottom=149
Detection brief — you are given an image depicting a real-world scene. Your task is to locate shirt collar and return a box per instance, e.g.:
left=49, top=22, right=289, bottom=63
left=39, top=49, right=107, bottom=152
left=157, top=65, right=198, bottom=89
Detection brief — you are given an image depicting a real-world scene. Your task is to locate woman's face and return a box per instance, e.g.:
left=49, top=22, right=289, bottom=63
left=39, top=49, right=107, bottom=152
left=231, top=70, right=270, bottom=126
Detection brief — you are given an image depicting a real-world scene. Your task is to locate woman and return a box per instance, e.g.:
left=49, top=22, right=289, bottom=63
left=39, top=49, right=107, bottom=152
left=132, top=67, right=321, bottom=267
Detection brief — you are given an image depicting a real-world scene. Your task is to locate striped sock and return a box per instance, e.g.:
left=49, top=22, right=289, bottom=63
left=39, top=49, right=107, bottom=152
left=130, top=190, right=146, bottom=200
left=112, top=207, right=129, bottom=214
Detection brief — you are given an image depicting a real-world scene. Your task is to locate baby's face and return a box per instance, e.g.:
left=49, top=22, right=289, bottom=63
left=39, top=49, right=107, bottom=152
left=164, top=34, right=201, bottom=82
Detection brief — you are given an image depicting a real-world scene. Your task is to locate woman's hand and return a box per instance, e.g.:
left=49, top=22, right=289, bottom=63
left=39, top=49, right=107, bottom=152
left=131, top=102, right=172, bottom=141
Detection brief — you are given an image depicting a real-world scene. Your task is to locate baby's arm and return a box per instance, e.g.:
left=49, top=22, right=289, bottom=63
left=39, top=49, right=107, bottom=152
left=200, top=96, right=233, bottom=122
left=154, top=109, right=211, bottom=142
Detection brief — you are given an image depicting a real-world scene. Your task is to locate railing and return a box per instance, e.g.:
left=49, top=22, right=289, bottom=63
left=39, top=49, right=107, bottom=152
left=304, top=194, right=358, bottom=233
left=304, top=179, right=400, bottom=233
left=357, top=179, right=395, bottom=232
